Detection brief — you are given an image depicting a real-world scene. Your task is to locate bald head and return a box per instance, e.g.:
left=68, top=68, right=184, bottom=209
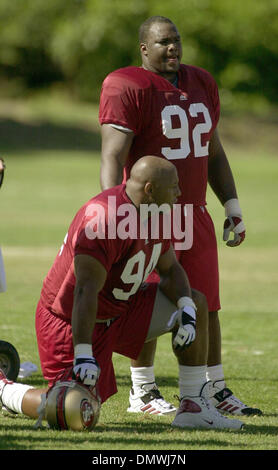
left=126, top=156, right=180, bottom=207
left=130, top=155, right=176, bottom=184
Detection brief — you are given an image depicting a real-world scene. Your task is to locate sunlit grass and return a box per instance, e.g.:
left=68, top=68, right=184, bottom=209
left=0, top=96, right=277, bottom=450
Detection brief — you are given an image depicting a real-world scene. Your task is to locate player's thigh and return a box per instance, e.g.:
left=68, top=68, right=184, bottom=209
left=145, top=289, right=177, bottom=342
left=145, top=287, right=207, bottom=342
left=35, top=300, right=73, bottom=386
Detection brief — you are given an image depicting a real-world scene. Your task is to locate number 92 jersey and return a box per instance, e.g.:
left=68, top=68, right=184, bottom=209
left=99, top=65, right=220, bottom=206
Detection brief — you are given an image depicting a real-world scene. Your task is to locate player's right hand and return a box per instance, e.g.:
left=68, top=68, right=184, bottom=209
left=72, top=356, right=100, bottom=386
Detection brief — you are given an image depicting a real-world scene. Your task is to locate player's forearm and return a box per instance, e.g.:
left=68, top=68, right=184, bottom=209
left=158, top=262, right=192, bottom=306
left=208, top=151, right=238, bottom=205
left=71, top=281, right=99, bottom=346
left=208, top=129, right=238, bottom=205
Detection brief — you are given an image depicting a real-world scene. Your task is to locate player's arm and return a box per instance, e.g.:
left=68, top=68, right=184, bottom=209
left=100, top=124, right=134, bottom=190
left=71, top=254, right=107, bottom=385
left=156, top=245, right=197, bottom=349
left=208, top=128, right=237, bottom=204
left=208, top=128, right=246, bottom=246
left=156, top=244, right=192, bottom=304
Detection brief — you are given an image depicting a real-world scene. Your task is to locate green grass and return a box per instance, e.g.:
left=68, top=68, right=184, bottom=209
left=0, top=94, right=278, bottom=451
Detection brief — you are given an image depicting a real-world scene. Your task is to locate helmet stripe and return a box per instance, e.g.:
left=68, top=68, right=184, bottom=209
left=56, top=385, right=68, bottom=429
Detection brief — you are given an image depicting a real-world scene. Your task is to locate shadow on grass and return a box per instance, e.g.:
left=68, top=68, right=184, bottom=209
left=0, top=118, right=101, bottom=153
left=0, top=418, right=247, bottom=450
left=17, top=375, right=47, bottom=389
left=243, top=424, right=278, bottom=436
left=1, top=410, right=278, bottom=450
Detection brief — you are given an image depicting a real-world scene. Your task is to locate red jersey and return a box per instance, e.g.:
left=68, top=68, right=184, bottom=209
left=99, top=65, right=220, bottom=206
left=40, top=185, right=170, bottom=321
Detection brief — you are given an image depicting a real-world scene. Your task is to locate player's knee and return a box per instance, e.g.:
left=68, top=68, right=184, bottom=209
left=192, top=289, right=208, bottom=325
left=192, top=289, right=207, bottom=311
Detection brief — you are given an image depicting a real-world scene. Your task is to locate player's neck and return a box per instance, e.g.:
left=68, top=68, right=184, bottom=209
left=125, top=184, right=141, bottom=210
left=141, top=65, right=178, bottom=84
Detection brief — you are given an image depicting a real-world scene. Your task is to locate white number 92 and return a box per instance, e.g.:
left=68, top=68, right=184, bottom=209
left=161, top=103, right=212, bottom=160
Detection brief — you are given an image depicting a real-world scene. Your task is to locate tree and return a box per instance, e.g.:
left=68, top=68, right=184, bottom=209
left=0, top=0, right=277, bottom=109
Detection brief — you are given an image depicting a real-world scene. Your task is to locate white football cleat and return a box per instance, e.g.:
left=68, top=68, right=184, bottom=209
left=210, top=380, right=262, bottom=416
left=127, top=383, right=176, bottom=415
left=172, top=382, right=244, bottom=430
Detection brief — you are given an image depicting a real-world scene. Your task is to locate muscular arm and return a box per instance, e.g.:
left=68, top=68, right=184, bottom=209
left=156, top=245, right=192, bottom=305
left=71, top=254, right=107, bottom=346
left=100, top=124, right=134, bottom=190
left=208, top=128, right=238, bottom=205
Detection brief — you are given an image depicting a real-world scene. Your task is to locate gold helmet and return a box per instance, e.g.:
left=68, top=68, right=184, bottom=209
left=45, top=379, right=101, bottom=431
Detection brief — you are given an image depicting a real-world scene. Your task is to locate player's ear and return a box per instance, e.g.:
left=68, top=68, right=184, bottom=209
left=144, top=182, right=153, bottom=198
left=140, top=43, right=148, bottom=56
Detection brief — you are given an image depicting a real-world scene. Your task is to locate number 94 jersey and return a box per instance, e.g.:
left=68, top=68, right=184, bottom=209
left=99, top=65, right=220, bottom=206
left=40, top=185, right=170, bottom=322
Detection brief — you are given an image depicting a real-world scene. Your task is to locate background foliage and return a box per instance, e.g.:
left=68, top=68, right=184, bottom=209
left=0, top=0, right=277, bottom=112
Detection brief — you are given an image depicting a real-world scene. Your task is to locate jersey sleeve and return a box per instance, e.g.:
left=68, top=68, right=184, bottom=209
left=99, top=72, right=142, bottom=135
left=74, top=232, right=111, bottom=272
left=73, top=210, right=118, bottom=273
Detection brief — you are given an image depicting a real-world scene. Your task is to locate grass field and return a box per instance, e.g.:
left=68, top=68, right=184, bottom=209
left=0, top=93, right=278, bottom=452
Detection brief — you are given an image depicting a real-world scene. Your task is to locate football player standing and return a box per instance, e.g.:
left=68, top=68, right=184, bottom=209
left=99, top=16, right=262, bottom=418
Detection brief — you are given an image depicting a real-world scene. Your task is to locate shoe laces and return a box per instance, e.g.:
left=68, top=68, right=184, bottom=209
left=212, top=381, right=247, bottom=408
left=199, top=381, right=231, bottom=420
left=224, top=392, right=246, bottom=407
left=138, top=384, right=173, bottom=410
left=153, top=396, right=173, bottom=410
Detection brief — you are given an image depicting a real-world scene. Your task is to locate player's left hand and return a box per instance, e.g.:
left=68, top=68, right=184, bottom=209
left=223, top=215, right=246, bottom=247
left=223, top=199, right=246, bottom=247
left=72, top=355, right=100, bottom=386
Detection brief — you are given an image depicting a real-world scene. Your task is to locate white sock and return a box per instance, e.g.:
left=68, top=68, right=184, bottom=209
left=2, top=382, right=33, bottom=414
left=130, top=366, right=155, bottom=394
left=206, top=364, right=225, bottom=386
left=179, top=365, right=207, bottom=398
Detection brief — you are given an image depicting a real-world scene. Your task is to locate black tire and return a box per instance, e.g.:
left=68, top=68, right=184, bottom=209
left=0, top=340, right=20, bottom=380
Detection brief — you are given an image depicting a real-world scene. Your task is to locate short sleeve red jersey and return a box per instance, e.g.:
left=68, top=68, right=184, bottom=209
left=99, top=65, right=220, bottom=206
left=39, top=185, right=170, bottom=321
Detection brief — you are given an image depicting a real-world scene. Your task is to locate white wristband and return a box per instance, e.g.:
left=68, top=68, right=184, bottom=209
left=224, top=198, right=242, bottom=217
left=74, top=343, right=93, bottom=357
left=177, top=296, right=196, bottom=311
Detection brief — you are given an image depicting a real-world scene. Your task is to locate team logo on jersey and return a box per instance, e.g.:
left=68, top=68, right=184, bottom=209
left=180, top=92, right=188, bottom=100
